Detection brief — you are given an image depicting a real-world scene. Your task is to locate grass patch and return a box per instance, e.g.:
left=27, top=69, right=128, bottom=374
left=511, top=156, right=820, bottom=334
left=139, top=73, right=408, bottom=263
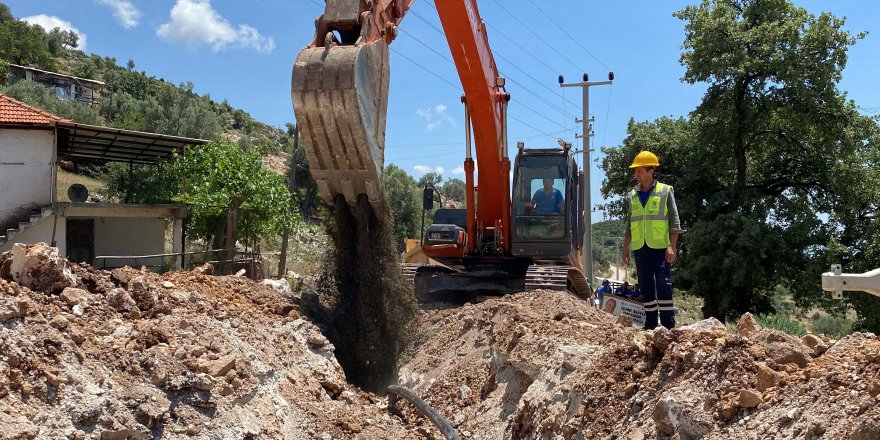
left=56, top=168, right=105, bottom=202
left=806, top=312, right=853, bottom=339
left=756, top=313, right=807, bottom=337
left=675, top=289, right=704, bottom=326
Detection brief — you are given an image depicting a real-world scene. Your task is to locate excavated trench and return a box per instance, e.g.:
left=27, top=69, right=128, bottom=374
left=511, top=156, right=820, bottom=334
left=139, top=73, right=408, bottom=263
left=324, top=194, right=419, bottom=392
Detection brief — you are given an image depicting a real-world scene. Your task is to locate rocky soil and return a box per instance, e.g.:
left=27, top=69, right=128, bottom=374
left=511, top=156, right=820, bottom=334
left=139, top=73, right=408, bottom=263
left=400, top=291, right=880, bottom=439
left=0, top=243, right=424, bottom=439
left=2, top=242, right=879, bottom=439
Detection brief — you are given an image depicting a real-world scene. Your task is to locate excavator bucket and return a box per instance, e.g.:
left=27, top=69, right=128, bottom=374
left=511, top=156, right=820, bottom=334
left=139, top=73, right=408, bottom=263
left=291, top=40, right=390, bottom=208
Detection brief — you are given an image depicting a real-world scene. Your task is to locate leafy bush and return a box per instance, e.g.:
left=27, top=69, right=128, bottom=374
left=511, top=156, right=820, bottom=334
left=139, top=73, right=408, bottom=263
left=808, top=313, right=853, bottom=339
left=756, top=313, right=807, bottom=337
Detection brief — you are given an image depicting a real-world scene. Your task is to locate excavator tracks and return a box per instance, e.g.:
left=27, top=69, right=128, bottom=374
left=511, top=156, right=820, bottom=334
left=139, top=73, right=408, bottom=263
left=400, top=263, right=591, bottom=302
left=525, top=264, right=591, bottom=299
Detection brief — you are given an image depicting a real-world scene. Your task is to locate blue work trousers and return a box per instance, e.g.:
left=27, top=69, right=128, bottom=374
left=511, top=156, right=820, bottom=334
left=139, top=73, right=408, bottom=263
left=634, top=247, right=675, bottom=330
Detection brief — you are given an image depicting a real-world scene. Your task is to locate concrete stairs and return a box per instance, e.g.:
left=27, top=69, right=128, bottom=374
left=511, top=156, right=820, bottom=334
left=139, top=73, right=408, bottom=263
left=0, top=206, right=54, bottom=249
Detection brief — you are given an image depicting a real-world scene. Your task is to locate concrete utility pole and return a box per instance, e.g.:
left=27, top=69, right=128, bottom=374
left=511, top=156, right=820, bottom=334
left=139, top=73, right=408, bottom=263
left=559, top=72, right=613, bottom=288
left=609, top=235, right=625, bottom=281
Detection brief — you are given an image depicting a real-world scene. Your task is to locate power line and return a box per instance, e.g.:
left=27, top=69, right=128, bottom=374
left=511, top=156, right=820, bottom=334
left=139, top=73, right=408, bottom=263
left=390, top=128, right=572, bottom=151
left=601, top=85, right=614, bottom=149
left=397, top=26, right=454, bottom=64
left=420, top=0, right=582, bottom=112
left=302, top=1, right=575, bottom=150
left=390, top=47, right=462, bottom=92
left=481, top=21, right=581, bottom=111
left=409, top=9, right=446, bottom=35
left=503, top=75, right=575, bottom=127
left=508, top=113, right=559, bottom=138
left=394, top=28, right=572, bottom=132
left=393, top=150, right=462, bottom=161
left=526, top=0, right=612, bottom=71
left=491, top=0, right=584, bottom=72
left=387, top=141, right=459, bottom=148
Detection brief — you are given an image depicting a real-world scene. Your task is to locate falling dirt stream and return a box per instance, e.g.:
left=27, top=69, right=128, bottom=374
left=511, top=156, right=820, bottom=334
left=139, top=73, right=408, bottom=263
left=325, top=194, right=419, bottom=392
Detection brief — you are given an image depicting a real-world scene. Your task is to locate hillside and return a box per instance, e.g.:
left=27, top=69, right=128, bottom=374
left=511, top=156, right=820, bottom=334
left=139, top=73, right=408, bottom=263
left=0, top=2, right=291, bottom=154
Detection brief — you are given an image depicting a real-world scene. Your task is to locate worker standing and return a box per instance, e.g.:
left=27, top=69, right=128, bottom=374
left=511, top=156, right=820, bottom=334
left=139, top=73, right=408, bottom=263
left=621, top=151, right=684, bottom=330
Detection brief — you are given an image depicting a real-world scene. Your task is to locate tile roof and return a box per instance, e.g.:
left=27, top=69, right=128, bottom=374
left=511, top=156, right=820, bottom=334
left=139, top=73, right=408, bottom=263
left=0, top=93, right=69, bottom=125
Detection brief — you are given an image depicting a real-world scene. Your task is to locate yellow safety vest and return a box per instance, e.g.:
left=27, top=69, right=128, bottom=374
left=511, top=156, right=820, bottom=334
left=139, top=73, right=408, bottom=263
left=630, top=182, right=671, bottom=250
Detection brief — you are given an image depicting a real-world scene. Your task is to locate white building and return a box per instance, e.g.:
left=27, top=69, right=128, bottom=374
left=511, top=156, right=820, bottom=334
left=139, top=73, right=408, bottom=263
left=0, top=93, right=207, bottom=270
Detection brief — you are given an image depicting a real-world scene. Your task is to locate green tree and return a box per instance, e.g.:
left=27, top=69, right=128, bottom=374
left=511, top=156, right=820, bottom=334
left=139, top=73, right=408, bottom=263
left=283, top=123, right=320, bottom=219
left=384, top=164, right=421, bottom=252
left=0, top=19, right=57, bottom=70
left=0, top=3, right=13, bottom=24
left=417, top=172, right=443, bottom=189
left=173, top=141, right=295, bottom=251
left=440, top=178, right=465, bottom=205
left=0, top=59, right=8, bottom=86
left=61, top=29, right=78, bottom=50
left=103, top=141, right=295, bottom=254
left=601, top=0, right=877, bottom=324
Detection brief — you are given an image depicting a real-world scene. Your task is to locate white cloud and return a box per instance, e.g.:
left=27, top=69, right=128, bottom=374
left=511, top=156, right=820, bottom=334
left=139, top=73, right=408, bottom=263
left=22, top=15, right=87, bottom=51
left=415, top=103, right=456, bottom=132
left=96, top=0, right=141, bottom=29
left=413, top=165, right=445, bottom=177
left=452, top=166, right=465, bottom=176
left=157, top=0, right=275, bottom=53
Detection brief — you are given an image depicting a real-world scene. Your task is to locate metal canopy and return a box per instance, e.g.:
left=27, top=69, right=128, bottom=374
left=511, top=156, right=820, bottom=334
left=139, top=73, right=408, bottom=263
left=54, top=121, right=209, bottom=164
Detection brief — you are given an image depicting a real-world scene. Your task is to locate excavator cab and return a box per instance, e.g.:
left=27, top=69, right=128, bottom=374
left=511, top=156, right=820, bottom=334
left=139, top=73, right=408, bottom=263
left=510, top=147, right=581, bottom=260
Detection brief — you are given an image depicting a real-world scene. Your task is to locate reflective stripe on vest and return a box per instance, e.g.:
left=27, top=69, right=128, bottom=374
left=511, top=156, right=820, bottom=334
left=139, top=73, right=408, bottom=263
left=630, top=182, right=671, bottom=250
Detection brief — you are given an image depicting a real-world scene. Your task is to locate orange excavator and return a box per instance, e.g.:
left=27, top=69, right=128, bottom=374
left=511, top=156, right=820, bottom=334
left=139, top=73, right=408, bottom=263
left=292, top=0, right=591, bottom=300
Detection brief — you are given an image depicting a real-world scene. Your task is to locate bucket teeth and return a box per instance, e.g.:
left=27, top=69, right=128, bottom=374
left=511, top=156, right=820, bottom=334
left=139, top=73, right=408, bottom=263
left=292, top=40, right=390, bottom=209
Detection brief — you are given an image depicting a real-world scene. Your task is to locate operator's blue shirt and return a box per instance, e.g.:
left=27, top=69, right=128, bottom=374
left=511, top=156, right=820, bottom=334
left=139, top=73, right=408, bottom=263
left=532, top=188, right=563, bottom=214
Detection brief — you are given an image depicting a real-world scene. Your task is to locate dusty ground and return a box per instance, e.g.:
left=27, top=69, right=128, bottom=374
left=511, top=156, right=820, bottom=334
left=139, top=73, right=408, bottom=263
left=2, top=243, right=879, bottom=439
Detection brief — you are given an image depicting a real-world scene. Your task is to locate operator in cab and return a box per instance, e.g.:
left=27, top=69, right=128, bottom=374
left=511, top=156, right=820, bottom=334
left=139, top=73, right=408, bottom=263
left=526, top=178, right=564, bottom=215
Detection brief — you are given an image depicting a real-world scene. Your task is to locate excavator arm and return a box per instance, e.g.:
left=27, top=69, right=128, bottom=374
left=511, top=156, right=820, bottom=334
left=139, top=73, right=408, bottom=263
left=292, top=0, right=511, bottom=254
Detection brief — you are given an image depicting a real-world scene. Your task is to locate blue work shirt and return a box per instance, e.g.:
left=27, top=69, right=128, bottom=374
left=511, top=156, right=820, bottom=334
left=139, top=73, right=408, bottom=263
left=532, top=188, right=563, bottom=214
left=596, top=285, right=612, bottom=301
left=637, top=187, right=652, bottom=206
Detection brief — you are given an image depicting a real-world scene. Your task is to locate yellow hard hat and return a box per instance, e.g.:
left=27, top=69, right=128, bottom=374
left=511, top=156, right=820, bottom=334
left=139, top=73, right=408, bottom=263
left=629, top=150, right=660, bottom=168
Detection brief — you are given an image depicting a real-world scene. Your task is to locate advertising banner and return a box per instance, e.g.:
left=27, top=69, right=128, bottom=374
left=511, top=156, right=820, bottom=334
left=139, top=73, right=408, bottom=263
left=600, top=295, right=646, bottom=327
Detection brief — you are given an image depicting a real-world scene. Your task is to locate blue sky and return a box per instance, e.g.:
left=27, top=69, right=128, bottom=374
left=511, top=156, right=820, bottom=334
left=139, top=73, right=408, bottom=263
left=8, top=0, right=879, bottom=222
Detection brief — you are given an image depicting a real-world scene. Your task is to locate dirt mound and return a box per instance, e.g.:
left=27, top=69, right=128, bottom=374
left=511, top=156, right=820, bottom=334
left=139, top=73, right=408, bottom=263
left=400, top=290, right=880, bottom=439
left=4, top=243, right=878, bottom=439
left=0, top=243, right=424, bottom=439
